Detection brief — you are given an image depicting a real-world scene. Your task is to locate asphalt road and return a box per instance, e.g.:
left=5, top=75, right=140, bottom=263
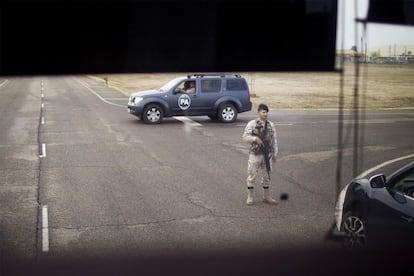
left=1, top=76, right=413, bottom=266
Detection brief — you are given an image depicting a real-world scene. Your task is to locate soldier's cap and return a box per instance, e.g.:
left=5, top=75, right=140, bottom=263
left=257, top=104, right=269, bottom=112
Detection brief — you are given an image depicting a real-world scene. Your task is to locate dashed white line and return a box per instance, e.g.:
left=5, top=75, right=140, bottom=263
left=41, top=117, right=45, bottom=125
left=39, top=143, right=46, bottom=158
left=42, top=205, right=49, bottom=252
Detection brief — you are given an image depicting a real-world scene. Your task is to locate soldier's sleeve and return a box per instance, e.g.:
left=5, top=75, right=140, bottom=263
left=271, top=121, right=278, bottom=157
left=242, top=120, right=257, bottom=144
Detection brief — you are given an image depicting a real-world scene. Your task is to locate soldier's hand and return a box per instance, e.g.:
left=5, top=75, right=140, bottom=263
left=272, top=156, right=277, bottom=163
left=255, top=137, right=263, bottom=146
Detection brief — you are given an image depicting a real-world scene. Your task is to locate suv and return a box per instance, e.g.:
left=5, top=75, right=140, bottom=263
left=128, top=74, right=252, bottom=124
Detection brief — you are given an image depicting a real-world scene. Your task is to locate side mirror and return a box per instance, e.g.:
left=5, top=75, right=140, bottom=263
left=369, top=174, right=386, bottom=188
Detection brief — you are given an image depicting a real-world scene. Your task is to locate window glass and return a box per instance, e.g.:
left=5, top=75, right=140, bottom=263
left=201, top=79, right=221, bottom=93
left=227, top=79, right=247, bottom=90
left=392, top=169, right=414, bottom=197
left=175, top=81, right=196, bottom=93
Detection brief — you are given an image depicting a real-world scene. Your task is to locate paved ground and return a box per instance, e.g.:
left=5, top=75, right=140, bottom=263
left=1, top=76, right=413, bottom=274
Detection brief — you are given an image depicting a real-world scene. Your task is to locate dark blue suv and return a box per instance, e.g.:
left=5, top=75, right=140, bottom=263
left=128, top=74, right=252, bottom=124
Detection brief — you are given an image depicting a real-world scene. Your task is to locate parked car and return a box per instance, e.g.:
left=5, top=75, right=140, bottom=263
left=327, top=161, right=414, bottom=249
left=128, top=74, right=252, bottom=124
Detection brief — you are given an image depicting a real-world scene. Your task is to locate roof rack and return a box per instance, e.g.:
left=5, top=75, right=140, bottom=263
left=187, top=73, right=242, bottom=78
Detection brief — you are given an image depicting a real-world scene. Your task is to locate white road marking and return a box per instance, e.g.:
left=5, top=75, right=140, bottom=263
left=173, top=116, right=202, bottom=127
left=357, top=153, right=414, bottom=178
left=41, top=117, right=45, bottom=125
left=76, top=78, right=205, bottom=127
left=40, top=143, right=46, bottom=158
left=0, top=79, right=9, bottom=87
left=105, top=98, right=128, bottom=100
left=42, top=205, right=49, bottom=252
left=75, top=78, right=125, bottom=108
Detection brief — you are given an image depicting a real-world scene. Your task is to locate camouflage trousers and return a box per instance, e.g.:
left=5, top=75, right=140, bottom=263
left=246, top=153, right=272, bottom=189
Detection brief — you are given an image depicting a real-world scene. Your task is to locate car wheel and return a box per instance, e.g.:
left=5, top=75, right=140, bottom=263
left=341, top=212, right=366, bottom=249
left=142, top=104, right=163, bottom=124
left=217, top=103, right=237, bottom=123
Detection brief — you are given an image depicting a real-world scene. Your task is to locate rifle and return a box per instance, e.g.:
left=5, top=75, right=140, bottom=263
left=254, top=120, right=271, bottom=179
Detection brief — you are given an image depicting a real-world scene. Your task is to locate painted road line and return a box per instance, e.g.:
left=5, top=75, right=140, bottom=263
left=173, top=116, right=202, bottom=127
left=41, top=117, right=45, bottom=125
left=106, top=98, right=128, bottom=100
left=75, top=78, right=125, bottom=108
left=0, top=79, right=9, bottom=88
left=40, top=143, right=46, bottom=158
left=42, top=205, right=49, bottom=252
left=357, top=153, right=414, bottom=178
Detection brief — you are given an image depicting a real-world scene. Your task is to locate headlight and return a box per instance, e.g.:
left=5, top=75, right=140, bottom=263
left=134, top=97, right=143, bottom=104
left=130, top=96, right=143, bottom=106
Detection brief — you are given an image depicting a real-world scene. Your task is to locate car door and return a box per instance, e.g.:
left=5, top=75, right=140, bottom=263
left=168, top=80, right=194, bottom=116
left=168, top=80, right=202, bottom=116
left=195, top=78, right=223, bottom=114
left=388, top=168, right=414, bottom=247
left=367, top=168, right=414, bottom=247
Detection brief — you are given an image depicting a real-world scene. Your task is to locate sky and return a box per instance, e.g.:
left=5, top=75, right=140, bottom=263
left=336, top=0, right=414, bottom=54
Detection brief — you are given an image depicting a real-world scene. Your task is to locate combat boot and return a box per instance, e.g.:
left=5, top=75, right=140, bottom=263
left=246, top=187, right=254, bottom=205
left=263, top=187, right=278, bottom=204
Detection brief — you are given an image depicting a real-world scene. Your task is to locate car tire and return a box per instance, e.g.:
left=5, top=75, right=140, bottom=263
left=341, top=211, right=367, bottom=249
left=217, top=103, right=237, bottom=123
left=142, top=104, right=163, bottom=124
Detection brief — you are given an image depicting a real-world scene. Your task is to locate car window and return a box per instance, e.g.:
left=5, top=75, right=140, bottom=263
left=227, top=79, right=247, bottom=90
left=175, top=81, right=196, bottom=93
left=201, top=79, right=221, bottom=93
left=391, top=169, right=414, bottom=197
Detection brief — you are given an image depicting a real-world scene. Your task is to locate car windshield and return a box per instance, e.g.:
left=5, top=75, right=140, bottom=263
left=159, top=78, right=185, bottom=91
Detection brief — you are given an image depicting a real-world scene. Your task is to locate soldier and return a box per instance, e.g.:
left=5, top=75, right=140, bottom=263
left=242, top=104, right=278, bottom=205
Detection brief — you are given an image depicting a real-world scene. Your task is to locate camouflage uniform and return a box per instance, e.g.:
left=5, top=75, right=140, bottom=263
left=242, top=118, right=278, bottom=204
